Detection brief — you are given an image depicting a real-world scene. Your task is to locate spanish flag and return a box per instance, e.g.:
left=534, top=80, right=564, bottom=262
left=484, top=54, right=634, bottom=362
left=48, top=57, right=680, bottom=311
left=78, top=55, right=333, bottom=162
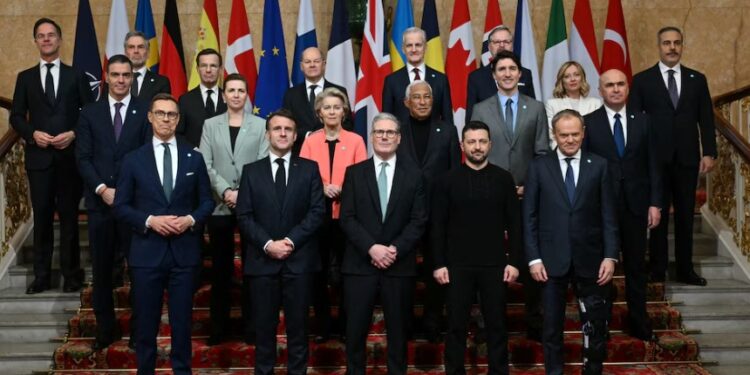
left=187, top=0, right=220, bottom=90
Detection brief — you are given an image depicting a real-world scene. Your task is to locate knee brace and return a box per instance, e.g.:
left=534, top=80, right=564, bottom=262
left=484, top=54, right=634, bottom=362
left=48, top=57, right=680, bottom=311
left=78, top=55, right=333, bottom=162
left=578, top=294, right=611, bottom=367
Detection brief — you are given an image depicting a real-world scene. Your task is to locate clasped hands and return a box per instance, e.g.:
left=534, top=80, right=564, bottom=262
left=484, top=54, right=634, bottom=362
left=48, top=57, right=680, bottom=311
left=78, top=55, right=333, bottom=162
left=369, top=244, right=397, bottom=269
left=148, top=215, right=194, bottom=237
left=266, top=239, right=294, bottom=260
left=529, top=258, right=616, bottom=286
left=432, top=265, right=519, bottom=285
left=33, top=130, right=75, bottom=149
left=223, top=189, right=239, bottom=209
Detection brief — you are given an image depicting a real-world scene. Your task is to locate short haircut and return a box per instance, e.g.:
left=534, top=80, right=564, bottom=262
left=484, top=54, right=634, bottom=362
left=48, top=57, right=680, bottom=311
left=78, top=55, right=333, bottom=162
left=124, top=30, right=149, bottom=49
left=487, top=25, right=512, bottom=43
left=462, top=121, right=491, bottom=140
left=195, top=48, right=223, bottom=67
left=401, top=27, right=427, bottom=45
left=314, top=87, right=351, bottom=120
left=551, top=109, right=585, bottom=133
left=404, top=80, right=433, bottom=99
left=150, top=93, right=178, bottom=111
left=552, top=61, right=591, bottom=98
left=33, top=18, right=61, bottom=38
left=658, top=26, right=683, bottom=42
left=490, top=50, right=521, bottom=72
left=107, top=54, right=133, bottom=72
left=372, top=112, right=401, bottom=132
left=265, top=108, right=297, bottom=131
left=224, top=73, right=247, bottom=89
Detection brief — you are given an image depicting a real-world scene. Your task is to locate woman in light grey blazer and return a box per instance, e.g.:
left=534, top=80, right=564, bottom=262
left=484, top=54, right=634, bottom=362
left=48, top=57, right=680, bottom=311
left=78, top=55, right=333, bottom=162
left=545, top=61, right=602, bottom=148
left=199, top=73, right=268, bottom=345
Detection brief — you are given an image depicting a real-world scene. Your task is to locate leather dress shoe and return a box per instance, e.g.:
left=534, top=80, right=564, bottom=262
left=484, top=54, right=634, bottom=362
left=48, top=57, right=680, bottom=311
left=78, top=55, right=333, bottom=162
left=127, top=335, right=136, bottom=350
left=26, top=279, right=50, bottom=294
left=63, top=278, right=83, bottom=293
left=676, top=270, right=707, bottom=286
left=207, top=333, right=228, bottom=346
left=526, top=327, right=543, bottom=343
left=629, top=328, right=658, bottom=342
left=92, top=337, right=115, bottom=351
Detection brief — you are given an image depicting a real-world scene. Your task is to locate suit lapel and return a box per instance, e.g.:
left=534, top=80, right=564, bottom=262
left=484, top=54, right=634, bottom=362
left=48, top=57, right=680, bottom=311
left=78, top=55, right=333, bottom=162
left=281, top=157, right=301, bottom=211
left=384, top=160, right=405, bottom=221
left=259, top=157, right=282, bottom=210
left=593, top=108, right=619, bottom=159
left=232, top=115, right=252, bottom=159
left=676, top=67, right=690, bottom=110
left=145, top=144, right=170, bottom=205
left=363, top=160, right=383, bottom=219
left=572, top=153, right=591, bottom=207
left=400, top=120, right=420, bottom=165
left=512, top=96, right=529, bottom=146
left=171, top=143, right=191, bottom=201
left=493, top=95, right=512, bottom=145
left=543, top=153, right=571, bottom=207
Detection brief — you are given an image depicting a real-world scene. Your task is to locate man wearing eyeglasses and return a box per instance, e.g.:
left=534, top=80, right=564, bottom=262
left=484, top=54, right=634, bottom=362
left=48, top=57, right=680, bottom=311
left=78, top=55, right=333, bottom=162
left=10, top=18, right=92, bottom=295
left=75, top=54, right=150, bottom=351
left=114, top=93, right=214, bottom=375
left=177, top=48, right=227, bottom=147
left=340, top=113, right=428, bottom=375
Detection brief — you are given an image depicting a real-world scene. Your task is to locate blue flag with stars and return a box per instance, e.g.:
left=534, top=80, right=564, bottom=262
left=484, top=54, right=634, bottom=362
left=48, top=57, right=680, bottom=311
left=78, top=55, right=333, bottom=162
left=254, top=0, right=289, bottom=118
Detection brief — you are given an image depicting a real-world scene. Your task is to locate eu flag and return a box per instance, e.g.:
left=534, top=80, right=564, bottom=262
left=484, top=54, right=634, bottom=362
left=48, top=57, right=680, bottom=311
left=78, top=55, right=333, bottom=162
left=254, top=0, right=289, bottom=118
left=73, top=0, right=102, bottom=102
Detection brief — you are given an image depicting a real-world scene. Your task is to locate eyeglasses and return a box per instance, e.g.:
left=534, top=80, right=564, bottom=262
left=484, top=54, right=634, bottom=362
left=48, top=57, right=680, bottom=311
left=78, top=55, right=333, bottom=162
left=372, top=129, right=399, bottom=138
left=490, top=39, right=512, bottom=46
left=151, top=110, right=179, bottom=121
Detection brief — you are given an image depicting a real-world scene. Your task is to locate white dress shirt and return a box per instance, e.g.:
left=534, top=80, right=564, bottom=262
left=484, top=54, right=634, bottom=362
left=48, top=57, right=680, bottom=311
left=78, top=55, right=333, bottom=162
left=153, top=136, right=178, bottom=189
left=604, top=105, right=627, bottom=147
left=133, top=66, right=147, bottom=94
left=269, top=151, right=292, bottom=185
left=305, top=79, right=324, bottom=98
left=38, top=58, right=60, bottom=95
left=373, top=154, right=396, bottom=201
left=200, top=83, right=220, bottom=106
left=659, top=61, right=681, bottom=96
left=406, top=62, right=426, bottom=83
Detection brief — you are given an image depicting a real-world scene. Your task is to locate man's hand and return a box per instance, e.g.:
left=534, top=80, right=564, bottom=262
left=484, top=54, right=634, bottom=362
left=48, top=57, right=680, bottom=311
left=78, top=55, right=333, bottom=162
left=323, top=184, right=342, bottom=199
left=266, top=240, right=293, bottom=260
left=169, top=216, right=194, bottom=235
left=647, top=206, right=661, bottom=229
left=369, top=244, right=396, bottom=269
left=433, top=267, right=450, bottom=285
left=223, top=189, right=238, bottom=208
left=597, top=259, right=616, bottom=285
left=50, top=131, right=75, bottom=149
left=516, top=186, right=525, bottom=197
left=100, top=188, right=115, bottom=206
left=504, top=265, right=519, bottom=283
left=530, top=262, right=548, bottom=282
left=700, top=156, right=715, bottom=174
left=32, top=131, right=54, bottom=148
left=148, top=215, right=179, bottom=236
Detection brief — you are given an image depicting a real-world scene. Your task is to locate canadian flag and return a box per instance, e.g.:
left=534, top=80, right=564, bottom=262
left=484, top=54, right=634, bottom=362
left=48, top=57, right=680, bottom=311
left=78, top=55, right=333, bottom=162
left=481, top=0, right=503, bottom=67
left=600, top=0, right=632, bottom=81
left=570, top=0, right=600, bottom=97
left=445, top=0, right=476, bottom=132
left=225, top=0, right=258, bottom=104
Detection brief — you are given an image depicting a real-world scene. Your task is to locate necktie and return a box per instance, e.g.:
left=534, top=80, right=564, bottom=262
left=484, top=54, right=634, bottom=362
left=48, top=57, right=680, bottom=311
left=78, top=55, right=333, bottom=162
left=113, top=102, right=124, bottom=142
left=45, top=63, right=55, bottom=103
left=308, top=84, right=318, bottom=110
left=377, top=162, right=389, bottom=221
left=162, top=143, right=173, bottom=202
left=564, top=157, right=576, bottom=204
left=205, top=89, right=216, bottom=117
left=613, top=113, right=625, bottom=158
left=131, top=72, right=141, bottom=97
left=275, top=158, right=286, bottom=202
left=504, top=98, right=514, bottom=135
left=667, top=69, right=679, bottom=108
left=412, top=68, right=421, bottom=81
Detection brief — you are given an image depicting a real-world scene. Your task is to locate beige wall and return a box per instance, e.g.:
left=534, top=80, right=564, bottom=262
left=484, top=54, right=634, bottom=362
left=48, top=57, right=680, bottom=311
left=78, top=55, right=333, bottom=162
left=1, top=0, right=748, bottom=100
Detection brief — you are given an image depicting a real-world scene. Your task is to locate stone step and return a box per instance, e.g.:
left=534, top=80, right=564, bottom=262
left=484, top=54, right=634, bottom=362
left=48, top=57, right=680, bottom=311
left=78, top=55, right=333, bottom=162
left=691, top=332, right=750, bottom=365
left=7, top=265, right=92, bottom=290
left=663, top=232, right=717, bottom=256
left=667, top=255, right=734, bottom=280
left=0, top=313, right=69, bottom=342
left=0, top=341, right=57, bottom=375
left=0, top=287, right=81, bottom=314
left=18, top=240, right=91, bottom=266
left=665, top=279, right=750, bottom=306
left=677, top=304, right=750, bottom=333
left=703, top=364, right=750, bottom=375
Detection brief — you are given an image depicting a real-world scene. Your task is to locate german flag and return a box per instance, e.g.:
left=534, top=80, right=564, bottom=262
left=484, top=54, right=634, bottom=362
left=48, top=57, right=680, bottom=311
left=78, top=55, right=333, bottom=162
left=158, top=0, right=187, bottom=98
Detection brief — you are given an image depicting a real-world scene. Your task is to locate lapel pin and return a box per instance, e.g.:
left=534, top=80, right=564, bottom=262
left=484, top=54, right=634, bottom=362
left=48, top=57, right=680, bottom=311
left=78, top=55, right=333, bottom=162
left=431, top=73, right=435, bottom=78
left=341, top=146, right=347, bottom=150
left=522, top=105, right=527, bottom=109
left=132, top=110, right=136, bottom=114
left=436, top=128, right=441, bottom=132
left=690, top=74, right=695, bottom=78
left=587, top=159, right=591, bottom=163
left=187, top=153, right=192, bottom=157
left=630, top=114, right=634, bottom=119
left=150, top=78, right=155, bottom=82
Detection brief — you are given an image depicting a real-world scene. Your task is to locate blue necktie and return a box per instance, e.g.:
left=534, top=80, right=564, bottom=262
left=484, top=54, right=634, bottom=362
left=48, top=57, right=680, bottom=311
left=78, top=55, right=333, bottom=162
left=377, top=162, right=389, bottom=221
left=613, top=113, right=625, bottom=158
left=564, top=157, right=575, bottom=204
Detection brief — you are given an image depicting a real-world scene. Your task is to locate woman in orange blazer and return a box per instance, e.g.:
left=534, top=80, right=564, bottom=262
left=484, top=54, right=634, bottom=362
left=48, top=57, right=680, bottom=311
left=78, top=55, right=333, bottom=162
left=300, top=87, right=366, bottom=342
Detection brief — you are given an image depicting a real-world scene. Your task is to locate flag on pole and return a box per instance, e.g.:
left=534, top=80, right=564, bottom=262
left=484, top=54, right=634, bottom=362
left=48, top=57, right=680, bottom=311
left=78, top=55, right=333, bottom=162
left=159, top=0, right=187, bottom=98
left=134, top=0, right=159, bottom=72
left=388, top=0, right=414, bottom=72
left=253, top=0, right=289, bottom=118
left=354, top=0, right=391, bottom=150
left=601, top=0, right=632, bottom=81
left=570, top=0, right=600, bottom=97
left=325, top=0, right=356, bottom=106
left=73, top=0, right=102, bottom=101
left=541, top=0, right=569, bottom=100
left=445, top=0, right=476, bottom=132
left=225, top=0, right=258, bottom=104
left=513, top=0, right=541, bottom=97
left=103, top=0, right=129, bottom=74
left=481, top=0, right=503, bottom=66
left=187, top=0, right=220, bottom=90
left=422, top=0, right=444, bottom=73
left=291, top=0, right=318, bottom=85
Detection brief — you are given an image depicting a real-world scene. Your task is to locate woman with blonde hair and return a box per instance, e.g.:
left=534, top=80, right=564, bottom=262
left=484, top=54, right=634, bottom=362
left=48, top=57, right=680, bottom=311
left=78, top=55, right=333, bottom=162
left=545, top=61, right=602, bottom=148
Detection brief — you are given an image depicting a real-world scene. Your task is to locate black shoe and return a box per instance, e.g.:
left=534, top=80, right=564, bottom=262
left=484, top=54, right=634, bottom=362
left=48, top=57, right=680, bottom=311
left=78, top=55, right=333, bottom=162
left=63, top=278, right=83, bottom=293
left=243, top=332, right=256, bottom=345
left=207, top=333, right=227, bottom=346
left=91, top=337, right=114, bottom=351
left=629, top=327, right=658, bottom=342
left=26, top=279, right=50, bottom=294
left=127, top=335, right=136, bottom=350
left=676, top=271, right=707, bottom=286
left=526, top=327, right=543, bottom=343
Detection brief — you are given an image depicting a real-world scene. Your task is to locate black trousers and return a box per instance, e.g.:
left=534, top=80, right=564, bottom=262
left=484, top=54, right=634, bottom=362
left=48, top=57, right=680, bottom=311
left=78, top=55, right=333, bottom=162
left=26, top=155, right=83, bottom=283
left=445, top=267, right=509, bottom=375
left=250, top=271, right=312, bottom=375
left=616, top=196, right=652, bottom=337
left=344, top=274, right=414, bottom=375
left=313, top=216, right=346, bottom=335
left=649, top=162, right=699, bottom=276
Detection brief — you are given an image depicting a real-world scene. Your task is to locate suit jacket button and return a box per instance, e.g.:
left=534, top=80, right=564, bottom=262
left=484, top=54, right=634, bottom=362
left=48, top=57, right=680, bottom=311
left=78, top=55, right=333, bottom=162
left=231, top=161, right=235, bottom=165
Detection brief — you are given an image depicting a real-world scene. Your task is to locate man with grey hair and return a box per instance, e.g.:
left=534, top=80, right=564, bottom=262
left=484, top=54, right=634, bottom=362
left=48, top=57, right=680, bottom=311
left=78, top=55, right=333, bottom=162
left=123, top=31, right=170, bottom=101
left=382, top=27, right=452, bottom=124
left=340, top=112, right=427, bottom=375
left=467, top=25, right=536, bottom=121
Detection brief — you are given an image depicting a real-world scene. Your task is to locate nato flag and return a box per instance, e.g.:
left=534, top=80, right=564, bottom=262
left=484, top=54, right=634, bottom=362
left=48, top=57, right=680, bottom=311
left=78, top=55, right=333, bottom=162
left=73, top=0, right=102, bottom=102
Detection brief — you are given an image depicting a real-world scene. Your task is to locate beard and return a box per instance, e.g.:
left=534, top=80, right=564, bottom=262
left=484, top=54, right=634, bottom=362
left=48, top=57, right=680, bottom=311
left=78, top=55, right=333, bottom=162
left=465, top=151, right=488, bottom=165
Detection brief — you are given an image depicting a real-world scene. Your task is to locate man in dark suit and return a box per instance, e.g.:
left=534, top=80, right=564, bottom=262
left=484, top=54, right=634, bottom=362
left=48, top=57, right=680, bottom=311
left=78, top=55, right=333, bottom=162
left=10, top=18, right=92, bottom=294
left=124, top=31, right=170, bottom=101
left=382, top=27, right=452, bottom=124
left=584, top=69, right=662, bottom=341
left=524, top=110, right=619, bottom=375
left=397, top=80, right=460, bottom=341
left=283, top=47, right=351, bottom=154
left=177, top=48, right=227, bottom=147
left=466, top=25, right=536, bottom=121
left=340, top=113, right=428, bottom=375
left=236, top=108, right=325, bottom=375
left=630, top=26, right=716, bottom=286
left=75, top=54, right=150, bottom=350
left=114, top=93, right=214, bottom=375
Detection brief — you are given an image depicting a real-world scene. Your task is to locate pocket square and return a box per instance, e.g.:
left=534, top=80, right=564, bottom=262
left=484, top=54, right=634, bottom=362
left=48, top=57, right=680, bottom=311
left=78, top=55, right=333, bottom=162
left=186, top=172, right=195, bottom=176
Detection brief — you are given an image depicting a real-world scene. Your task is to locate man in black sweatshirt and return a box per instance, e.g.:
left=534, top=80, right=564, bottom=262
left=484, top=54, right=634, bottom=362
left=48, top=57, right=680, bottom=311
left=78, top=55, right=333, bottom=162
left=430, top=120, right=522, bottom=375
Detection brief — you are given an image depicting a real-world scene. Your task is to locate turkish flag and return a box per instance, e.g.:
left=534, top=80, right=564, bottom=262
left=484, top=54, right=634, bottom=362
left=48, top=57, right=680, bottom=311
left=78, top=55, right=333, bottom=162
left=600, top=0, right=632, bottom=82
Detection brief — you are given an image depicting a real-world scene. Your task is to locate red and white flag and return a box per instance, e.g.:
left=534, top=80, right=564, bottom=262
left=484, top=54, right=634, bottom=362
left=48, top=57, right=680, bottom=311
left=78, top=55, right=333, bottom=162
left=354, top=0, right=391, bottom=153
left=600, top=0, right=632, bottom=82
left=225, top=0, right=258, bottom=105
left=445, top=0, right=476, bottom=132
left=481, top=0, right=503, bottom=66
left=103, top=0, right=129, bottom=73
left=569, top=0, right=600, bottom=97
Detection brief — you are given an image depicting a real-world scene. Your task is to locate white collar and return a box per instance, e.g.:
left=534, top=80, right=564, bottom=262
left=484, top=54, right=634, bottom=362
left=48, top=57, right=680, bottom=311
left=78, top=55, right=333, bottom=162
left=153, top=136, right=177, bottom=147
left=659, top=61, right=681, bottom=75
left=39, top=58, right=60, bottom=68
left=373, top=153, right=397, bottom=166
left=556, top=148, right=581, bottom=161
left=603, top=105, right=626, bottom=120
left=108, top=94, right=132, bottom=108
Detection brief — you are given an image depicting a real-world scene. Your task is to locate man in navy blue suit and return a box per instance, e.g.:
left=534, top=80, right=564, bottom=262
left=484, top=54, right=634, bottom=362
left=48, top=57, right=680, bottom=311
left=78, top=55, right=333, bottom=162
left=114, top=93, right=214, bottom=375
left=75, top=54, right=150, bottom=350
left=236, top=109, right=325, bottom=375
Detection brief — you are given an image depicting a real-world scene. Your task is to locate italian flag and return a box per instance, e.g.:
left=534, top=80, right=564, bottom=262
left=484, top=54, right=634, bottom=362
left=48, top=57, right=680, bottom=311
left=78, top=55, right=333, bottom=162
left=541, top=0, right=569, bottom=101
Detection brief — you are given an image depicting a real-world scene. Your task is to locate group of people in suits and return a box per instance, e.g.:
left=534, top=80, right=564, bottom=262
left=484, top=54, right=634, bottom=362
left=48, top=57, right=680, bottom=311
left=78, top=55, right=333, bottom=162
left=10, top=15, right=716, bottom=375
